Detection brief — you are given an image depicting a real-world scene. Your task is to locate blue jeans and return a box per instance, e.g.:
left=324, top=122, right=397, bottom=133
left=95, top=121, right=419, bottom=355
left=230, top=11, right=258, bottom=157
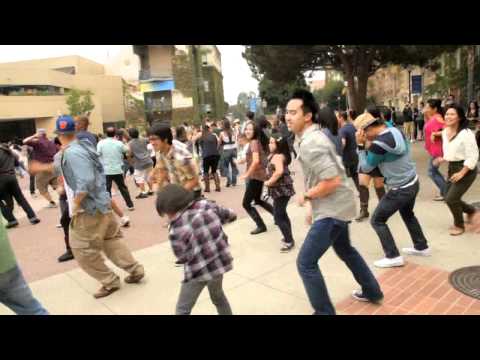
left=428, top=157, right=447, bottom=196
left=371, top=181, right=428, bottom=259
left=0, top=265, right=48, bottom=315
left=222, top=149, right=238, bottom=186
left=297, top=218, right=383, bottom=315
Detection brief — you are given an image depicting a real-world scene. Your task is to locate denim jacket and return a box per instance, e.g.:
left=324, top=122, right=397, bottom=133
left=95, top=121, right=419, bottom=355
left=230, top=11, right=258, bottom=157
left=54, top=139, right=111, bottom=215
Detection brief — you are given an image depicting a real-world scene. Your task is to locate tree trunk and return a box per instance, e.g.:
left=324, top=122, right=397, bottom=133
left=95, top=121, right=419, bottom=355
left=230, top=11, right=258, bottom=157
left=467, top=45, right=475, bottom=103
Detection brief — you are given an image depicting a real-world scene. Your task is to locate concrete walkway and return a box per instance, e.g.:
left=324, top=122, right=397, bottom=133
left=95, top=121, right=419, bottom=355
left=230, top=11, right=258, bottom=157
left=1, top=143, right=479, bottom=315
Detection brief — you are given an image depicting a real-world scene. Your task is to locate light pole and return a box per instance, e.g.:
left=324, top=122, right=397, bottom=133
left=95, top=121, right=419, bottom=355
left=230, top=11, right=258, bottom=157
left=344, top=81, right=349, bottom=110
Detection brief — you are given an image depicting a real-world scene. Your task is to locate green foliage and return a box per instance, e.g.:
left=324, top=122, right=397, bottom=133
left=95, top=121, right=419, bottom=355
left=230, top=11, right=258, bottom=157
left=313, top=80, right=347, bottom=110
left=243, top=45, right=462, bottom=112
left=66, top=88, right=95, bottom=116
left=259, top=77, right=308, bottom=112
left=425, top=48, right=480, bottom=106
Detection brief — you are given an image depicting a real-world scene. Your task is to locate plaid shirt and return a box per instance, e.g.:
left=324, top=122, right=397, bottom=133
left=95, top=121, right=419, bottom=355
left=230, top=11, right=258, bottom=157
left=168, top=199, right=236, bottom=283
left=152, top=140, right=201, bottom=192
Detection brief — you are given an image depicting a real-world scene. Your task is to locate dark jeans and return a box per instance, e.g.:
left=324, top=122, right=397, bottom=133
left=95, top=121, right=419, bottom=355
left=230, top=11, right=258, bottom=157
left=0, top=265, right=48, bottom=315
left=203, top=155, right=220, bottom=175
left=222, top=149, right=238, bottom=186
left=176, top=275, right=232, bottom=315
left=273, top=196, right=294, bottom=244
left=371, top=180, right=428, bottom=258
left=445, top=161, right=477, bottom=228
left=345, top=162, right=360, bottom=193
left=59, top=195, right=71, bottom=251
left=106, top=174, right=134, bottom=208
left=0, top=175, right=37, bottom=222
left=29, top=175, right=35, bottom=194
left=242, top=179, right=274, bottom=228
left=427, top=157, right=447, bottom=196
left=297, top=218, right=383, bottom=315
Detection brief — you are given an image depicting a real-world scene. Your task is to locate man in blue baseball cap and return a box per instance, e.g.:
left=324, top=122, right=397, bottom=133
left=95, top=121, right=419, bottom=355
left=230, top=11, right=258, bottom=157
left=29, top=115, right=145, bottom=299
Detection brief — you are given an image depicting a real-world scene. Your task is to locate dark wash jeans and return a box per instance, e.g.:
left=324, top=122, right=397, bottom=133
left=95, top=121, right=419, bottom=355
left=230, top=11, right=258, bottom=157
left=297, top=218, right=383, bottom=315
left=242, top=179, right=273, bottom=228
left=371, top=180, right=428, bottom=259
left=0, top=174, right=37, bottom=222
left=0, top=265, right=48, bottom=315
left=273, top=196, right=294, bottom=244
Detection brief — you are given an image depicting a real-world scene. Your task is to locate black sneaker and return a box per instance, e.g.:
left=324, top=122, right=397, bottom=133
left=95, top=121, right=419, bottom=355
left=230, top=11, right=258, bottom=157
left=351, top=290, right=383, bottom=304
left=6, top=221, right=19, bottom=229
left=174, top=260, right=183, bottom=267
left=136, top=193, right=149, bottom=199
left=280, top=242, right=295, bottom=253
left=58, top=249, right=74, bottom=263
left=147, top=191, right=154, bottom=196
left=29, top=217, right=41, bottom=225
left=250, top=227, right=267, bottom=235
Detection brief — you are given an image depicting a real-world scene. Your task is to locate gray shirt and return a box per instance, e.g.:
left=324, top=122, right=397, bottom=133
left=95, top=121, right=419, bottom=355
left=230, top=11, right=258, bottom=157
left=298, top=124, right=356, bottom=223
left=128, top=138, right=153, bottom=170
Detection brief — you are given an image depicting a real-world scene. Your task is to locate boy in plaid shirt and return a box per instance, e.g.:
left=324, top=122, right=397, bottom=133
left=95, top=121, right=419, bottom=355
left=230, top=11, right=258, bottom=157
left=156, top=184, right=236, bottom=315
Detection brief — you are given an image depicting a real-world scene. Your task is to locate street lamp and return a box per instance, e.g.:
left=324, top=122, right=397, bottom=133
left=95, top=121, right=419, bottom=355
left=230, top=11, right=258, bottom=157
left=344, top=81, right=349, bottom=110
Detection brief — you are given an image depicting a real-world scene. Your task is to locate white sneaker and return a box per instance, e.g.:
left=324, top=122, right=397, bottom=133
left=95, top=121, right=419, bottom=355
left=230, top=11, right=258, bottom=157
left=56, top=223, right=63, bottom=228
left=374, top=256, right=405, bottom=268
left=127, top=206, right=135, bottom=211
left=402, top=247, right=431, bottom=257
left=46, top=202, right=58, bottom=208
left=120, top=216, right=130, bottom=227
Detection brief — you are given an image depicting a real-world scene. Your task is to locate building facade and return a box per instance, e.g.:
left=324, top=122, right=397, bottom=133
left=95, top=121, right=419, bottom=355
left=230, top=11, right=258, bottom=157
left=0, top=56, right=125, bottom=142
left=133, top=45, right=225, bottom=126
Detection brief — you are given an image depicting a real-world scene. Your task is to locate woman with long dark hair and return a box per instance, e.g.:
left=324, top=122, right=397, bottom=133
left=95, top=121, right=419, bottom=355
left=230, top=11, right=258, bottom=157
left=199, top=124, right=221, bottom=192
left=264, top=134, right=295, bottom=252
left=317, top=107, right=342, bottom=156
left=467, top=101, right=479, bottom=130
left=239, top=121, right=274, bottom=234
left=423, top=99, right=447, bottom=200
left=435, top=104, right=479, bottom=235
left=219, top=119, right=238, bottom=187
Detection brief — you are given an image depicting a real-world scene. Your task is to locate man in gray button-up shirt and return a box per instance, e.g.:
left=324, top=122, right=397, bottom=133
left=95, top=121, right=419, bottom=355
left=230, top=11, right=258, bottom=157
left=286, top=89, right=383, bottom=315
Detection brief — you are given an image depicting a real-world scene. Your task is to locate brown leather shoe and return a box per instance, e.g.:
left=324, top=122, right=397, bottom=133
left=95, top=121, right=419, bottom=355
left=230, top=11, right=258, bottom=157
left=124, top=272, right=145, bottom=284
left=93, top=286, right=120, bottom=299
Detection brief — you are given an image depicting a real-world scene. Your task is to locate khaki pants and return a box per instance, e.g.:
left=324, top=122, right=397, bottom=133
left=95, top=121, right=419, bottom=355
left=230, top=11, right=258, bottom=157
left=403, top=121, right=415, bottom=140
left=70, top=211, right=144, bottom=289
left=35, top=170, right=58, bottom=194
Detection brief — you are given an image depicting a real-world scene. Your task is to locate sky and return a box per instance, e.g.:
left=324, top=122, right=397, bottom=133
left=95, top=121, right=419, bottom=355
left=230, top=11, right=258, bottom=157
left=0, top=45, right=259, bottom=105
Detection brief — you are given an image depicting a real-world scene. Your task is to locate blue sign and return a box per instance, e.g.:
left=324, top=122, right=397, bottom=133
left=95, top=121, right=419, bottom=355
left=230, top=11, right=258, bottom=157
left=249, top=98, right=257, bottom=113
left=412, top=75, right=422, bottom=94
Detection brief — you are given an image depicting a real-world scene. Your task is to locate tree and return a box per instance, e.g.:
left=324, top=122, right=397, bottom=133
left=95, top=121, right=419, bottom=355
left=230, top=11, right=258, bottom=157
left=313, top=80, right=346, bottom=110
left=258, top=77, right=308, bottom=113
left=237, top=92, right=249, bottom=110
left=243, top=45, right=461, bottom=113
left=66, top=88, right=95, bottom=116
left=467, top=46, right=476, bottom=103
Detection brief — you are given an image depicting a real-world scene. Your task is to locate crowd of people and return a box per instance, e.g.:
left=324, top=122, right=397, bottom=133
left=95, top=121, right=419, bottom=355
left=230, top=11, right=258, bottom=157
left=1, top=88, right=480, bottom=316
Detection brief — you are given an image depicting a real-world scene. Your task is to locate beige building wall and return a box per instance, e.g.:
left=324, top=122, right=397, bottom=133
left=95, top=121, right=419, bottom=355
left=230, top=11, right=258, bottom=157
left=0, top=56, right=124, bottom=137
left=148, top=46, right=173, bottom=78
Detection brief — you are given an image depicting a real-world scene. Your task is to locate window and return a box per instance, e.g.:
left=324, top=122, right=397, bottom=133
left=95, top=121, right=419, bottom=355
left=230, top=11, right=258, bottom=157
left=203, top=81, right=209, bottom=92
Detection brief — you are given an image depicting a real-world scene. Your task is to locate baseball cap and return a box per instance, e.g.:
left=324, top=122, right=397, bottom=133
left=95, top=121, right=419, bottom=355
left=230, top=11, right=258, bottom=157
left=55, top=115, right=76, bottom=134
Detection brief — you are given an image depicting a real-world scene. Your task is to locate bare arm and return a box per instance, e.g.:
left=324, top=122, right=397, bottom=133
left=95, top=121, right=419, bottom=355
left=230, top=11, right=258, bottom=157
left=265, top=154, right=284, bottom=187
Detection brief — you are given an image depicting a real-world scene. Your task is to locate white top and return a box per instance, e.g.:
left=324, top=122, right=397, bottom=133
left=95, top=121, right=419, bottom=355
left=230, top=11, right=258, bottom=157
left=147, top=143, right=156, bottom=158
left=64, top=181, right=75, bottom=218
left=442, top=128, right=479, bottom=170
left=221, top=133, right=237, bottom=150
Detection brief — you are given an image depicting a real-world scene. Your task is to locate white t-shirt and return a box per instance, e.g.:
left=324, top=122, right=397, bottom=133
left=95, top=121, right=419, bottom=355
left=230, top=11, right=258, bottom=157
left=64, top=180, right=76, bottom=218
left=147, top=143, right=156, bottom=158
